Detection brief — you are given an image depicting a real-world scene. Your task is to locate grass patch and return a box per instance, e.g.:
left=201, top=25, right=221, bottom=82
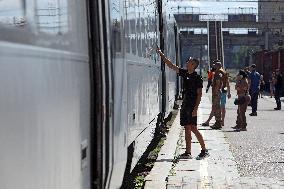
left=121, top=110, right=178, bottom=189
left=168, top=126, right=184, bottom=176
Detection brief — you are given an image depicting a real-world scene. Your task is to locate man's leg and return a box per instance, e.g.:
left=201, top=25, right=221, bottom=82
left=251, top=92, right=256, bottom=112
left=220, top=93, right=226, bottom=126
left=202, top=108, right=214, bottom=126
left=233, top=105, right=241, bottom=129
left=234, top=96, right=242, bottom=128
left=191, top=126, right=206, bottom=150
left=221, top=106, right=225, bottom=126
left=250, top=91, right=258, bottom=115
left=211, top=93, right=222, bottom=128
left=275, top=90, right=281, bottom=109
left=185, top=126, right=192, bottom=153
left=191, top=126, right=209, bottom=159
left=238, top=102, right=248, bottom=130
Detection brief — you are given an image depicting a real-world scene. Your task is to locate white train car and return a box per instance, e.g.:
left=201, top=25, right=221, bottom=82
left=0, top=0, right=181, bottom=189
left=0, top=0, right=91, bottom=189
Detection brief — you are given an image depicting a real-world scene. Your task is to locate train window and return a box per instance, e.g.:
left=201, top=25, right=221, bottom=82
left=137, top=36, right=142, bottom=57
left=130, top=19, right=135, bottom=35
left=35, top=0, right=68, bottom=35
left=110, top=0, right=122, bottom=53
left=0, top=0, right=26, bottom=27
left=124, top=19, right=131, bottom=53
left=125, top=36, right=130, bottom=53
left=131, top=37, right=136, bottom=55
left=0, top=0, right=88, bottom=53
left=142, top=36, right=149, bottom=58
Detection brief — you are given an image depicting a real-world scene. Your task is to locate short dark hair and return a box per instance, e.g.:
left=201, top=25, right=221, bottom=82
left=238, top=70, right=247, bottom=78
left=251, top=64, right=256, bottom=68
left=186, top=57, right=199, bottom=69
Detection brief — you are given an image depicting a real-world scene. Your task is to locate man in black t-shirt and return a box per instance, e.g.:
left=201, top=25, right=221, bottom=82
left=274, top=69, right=282, bottom=110
left=157, top=48, right=209, bottom=160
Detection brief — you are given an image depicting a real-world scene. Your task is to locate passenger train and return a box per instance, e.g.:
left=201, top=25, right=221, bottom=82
left=0, top=0, right=181, bottom=188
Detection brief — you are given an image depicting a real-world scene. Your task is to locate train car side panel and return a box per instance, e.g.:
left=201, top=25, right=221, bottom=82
left=0, top=44, right=90, bottom=189
left=0, top=1, right=91, bottom=189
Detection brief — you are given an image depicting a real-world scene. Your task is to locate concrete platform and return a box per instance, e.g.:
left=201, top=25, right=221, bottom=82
left=145, top=91, right=284, bottom=189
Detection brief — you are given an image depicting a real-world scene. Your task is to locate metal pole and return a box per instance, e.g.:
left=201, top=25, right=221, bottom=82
left=221, top=21, right=225, bottom=68
left=207, top=21, right=210, bottom=69
left=200, top=29, right=203, bottom=75
left=158, top=0, right=166, bottom=118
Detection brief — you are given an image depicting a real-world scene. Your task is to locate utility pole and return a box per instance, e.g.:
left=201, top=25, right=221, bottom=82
left=200, top=29, right=203, bottom=76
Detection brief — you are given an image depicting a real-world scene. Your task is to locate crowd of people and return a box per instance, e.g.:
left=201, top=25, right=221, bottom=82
left=204, top=63, right=283, bottom=131
left=156, top=47, right=283, bottom=160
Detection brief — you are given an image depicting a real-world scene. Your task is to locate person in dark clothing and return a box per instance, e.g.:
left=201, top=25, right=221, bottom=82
left=274, top=69, right=282, bottom=110
left=156, top=48, right=209, bottom=160
left=248, top=64, right=260, bottom=116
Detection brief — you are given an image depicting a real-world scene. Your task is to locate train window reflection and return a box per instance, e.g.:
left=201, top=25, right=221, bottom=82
left=126, top=37, right=130, bottom=53
left=0, top=0, right=26, bottom=27
left=110, top=0, right=122, bottom=53
left=131, top=37, right=136, bottom=55
left=35, top=0, right=68, bottom=35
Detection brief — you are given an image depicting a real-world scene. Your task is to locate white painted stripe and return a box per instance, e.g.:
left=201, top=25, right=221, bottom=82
left=198, top=96, right=210, bottom=188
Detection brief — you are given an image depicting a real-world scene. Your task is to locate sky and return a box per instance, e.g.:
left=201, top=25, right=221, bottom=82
left=167, top=0, right=258, bottom=33
left=167, top=0, right=258, bottom=14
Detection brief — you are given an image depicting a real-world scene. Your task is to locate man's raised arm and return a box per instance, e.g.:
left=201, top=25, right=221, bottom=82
left=157, top=48, right=179, bottom=73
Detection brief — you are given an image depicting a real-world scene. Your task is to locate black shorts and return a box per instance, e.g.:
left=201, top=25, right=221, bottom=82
left=180, top=103, right=197, bottom=126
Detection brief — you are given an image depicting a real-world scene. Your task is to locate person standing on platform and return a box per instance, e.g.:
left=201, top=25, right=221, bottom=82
left=210, top=61, right=226, bottom=130
left=270, top=72, right=276, bottom=98
left=233, top=70, right=250, bottom=131
left=202, top=70, right=231, bottom=127
left=248, top=64, right=260, bottom=116
left=156, top=48, right=209, bottom=160
left=274, top=69, right=282, bottom=110
left=220, top=72, right=231, bottom=126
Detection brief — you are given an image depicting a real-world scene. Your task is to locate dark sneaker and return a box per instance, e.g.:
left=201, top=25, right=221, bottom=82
left=196, top=150, right=210, bottom=160
left=231, top=125, right=240, bottom=129
left=274, top=108, right=281, bottom=110
left=236, top=127, right=247, bottom=131
left=202, top=122, right=209, bottom=126
left=249, top=112, right=257, bottom=116
left=179, top=152, right=192, bottom=159
left=210, top=124, right=222, bottom=130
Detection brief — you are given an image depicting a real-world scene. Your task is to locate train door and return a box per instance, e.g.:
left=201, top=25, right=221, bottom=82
left=87, top=1, right=113, bottom=188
